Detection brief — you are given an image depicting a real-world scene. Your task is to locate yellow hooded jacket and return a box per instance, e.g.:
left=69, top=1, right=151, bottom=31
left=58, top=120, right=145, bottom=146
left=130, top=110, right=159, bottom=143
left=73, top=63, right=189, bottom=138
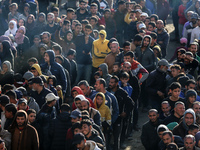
left=94, top=92, right=111, bottom=126
left=31, top=64, right=48, bottom=80
left=92, top=30, right=110, bottom=68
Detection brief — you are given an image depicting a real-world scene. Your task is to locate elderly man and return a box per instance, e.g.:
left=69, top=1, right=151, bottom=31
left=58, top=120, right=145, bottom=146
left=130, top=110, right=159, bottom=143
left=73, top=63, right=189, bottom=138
left=180, top=134, right=200, bottom=150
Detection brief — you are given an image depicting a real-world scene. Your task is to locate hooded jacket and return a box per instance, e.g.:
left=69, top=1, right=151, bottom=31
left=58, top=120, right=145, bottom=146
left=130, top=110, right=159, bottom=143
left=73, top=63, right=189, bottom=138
left=92, top=30, right=110, bottom=68
left=94, top=92, right=111, bottom=126
left=86, top=140, right=101, bottom=150
left=31, top=64, right=48, bottom=80
left=135, top=35, right=156, bottom=72
left=9, top=110, right=39, bottom=150
left=173, top=108, right=196, bottom=139
left=0, top=60, right=14, bottom=86
left=98, top=63, right=112, bottom=87
left=41, top=50, right=67, bottom=94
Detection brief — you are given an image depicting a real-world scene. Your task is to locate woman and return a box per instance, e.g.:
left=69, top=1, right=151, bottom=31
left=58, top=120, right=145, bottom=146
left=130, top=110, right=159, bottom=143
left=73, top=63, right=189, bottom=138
left=0, top=60, right=14, bottom=86
left=26, top=14, right=35, bottom=45
left=4, top=20, right=18, bottom=36
left=34, top=13, right=47, bottom=35
left=18, top=18, right=26, bottom=28
left=0, top=40, right=14, bottom=69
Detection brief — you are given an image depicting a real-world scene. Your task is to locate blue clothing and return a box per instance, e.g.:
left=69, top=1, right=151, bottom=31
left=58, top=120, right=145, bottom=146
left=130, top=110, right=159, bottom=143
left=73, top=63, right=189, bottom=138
left=145, top=0, right=156, bottom=14
left=179, top=90, right=200, bottom=101
left=118, top=81, right=133, bottom=97
left=41, top=50, right=67, bottom=94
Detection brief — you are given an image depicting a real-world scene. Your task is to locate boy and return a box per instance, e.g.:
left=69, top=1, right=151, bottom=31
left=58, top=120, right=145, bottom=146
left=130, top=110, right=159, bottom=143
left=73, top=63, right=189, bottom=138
left=112, top=62, right=121, bottom=77
left=4, top=103, right=17, bottom=130
left=148, top=22, right=156, bottom=32
left=159, top=101, right=171, bottom=121
left=167, top=64, right=182, bottom=86
left=17, top=98, right=29, bottom=112
left=163, top=82, right=186, bottom=110
left=89, top=16, right=98, bottom=30
left=118, top=72, right=133, bottom=97
left=27, top=109, right=36, bottom=124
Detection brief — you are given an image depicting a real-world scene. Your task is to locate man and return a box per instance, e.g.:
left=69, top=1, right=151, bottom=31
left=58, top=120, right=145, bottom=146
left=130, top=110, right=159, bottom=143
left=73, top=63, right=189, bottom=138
left=59, top=20, right=71, bottom=37
left=107, top=76, right=134, bottom=149
left=98, top=63, right=112, bottom=87
left=29, top=35, right=41, bottom=58
left=135, top=35, right=156, bottom=72
left=37, top=93, right=58, bottom=150
left=80, top=99, right=101, bottom=126
left=139, top=0, right=151, bottom=16
left=0, top=96, right=9, bottom=129
left=189, top=14, right=200, bottom=44
left=188, top=43, right=200, bottom=62
left=9, top=110, right=39, bottom=150
left=49, top=104, right=71, bottom=150
left=44, top=13, right=59, bottom=36
left=4, top=104, right=17, bottom=130
left=180, top=135, right=200, bottom=150
left=17, top=98, right=29, bottom=112
left=76, top=0, right=89, bottom=22
left=154, top=20, right=170, bottom=58
left=141, top=109, right=161, bottom=150
left=104, top=41, right=120, bottom=74
left=40, top=32, right=58, bottom=49
left=164, top=101, right=185, bottom=125
left=74, top=24, right=94, bottom=84
left=66, top=8, right=76, bottom=22
left=78, top=80, right=96, bottom=99
left=131, top=34, right=143, bottom=52
left=30, top=77, right=52, bottom=108
left=173, top=108, right=196, bottom=139
left=146, top=59, right=169, bottom=111
left=41, top=50, right=67, bottom=95
left=73, top=133, right=101, bottom=150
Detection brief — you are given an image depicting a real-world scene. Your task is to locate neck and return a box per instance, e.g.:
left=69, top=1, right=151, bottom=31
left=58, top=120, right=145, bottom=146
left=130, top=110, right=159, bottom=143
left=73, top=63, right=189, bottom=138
left=49, top=22, right=54, bottom=27
left=111, top=86, right=118, bottom=92
left=157, top=28, right=163, bottom=33
left=170, top=96, right=179, bottom=101
left=80, top=9, right=86, bottom=13
left=86, top=131, right=92, bottom=138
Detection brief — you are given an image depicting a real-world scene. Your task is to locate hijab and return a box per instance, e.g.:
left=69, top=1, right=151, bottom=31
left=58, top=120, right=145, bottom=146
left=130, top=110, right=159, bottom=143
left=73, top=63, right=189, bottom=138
left=26, top=14, right=35, bottom=31
left=15, top=26, right=26, bottom=45
left=35, top=13, right=47, bottom=27
left=4, top=20, right=18, bottom=36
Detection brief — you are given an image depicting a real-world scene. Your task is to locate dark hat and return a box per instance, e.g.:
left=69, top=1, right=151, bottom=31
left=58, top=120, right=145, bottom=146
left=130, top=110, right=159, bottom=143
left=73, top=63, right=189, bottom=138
left=23, top=71, right=34, bottom=80
left=72, top=133, right=85, bottom=145
left=18, top=98, right=27, bottom=105
left=158, top=59, right=170, bottom=67
left=186, top=89, right=197, bottom=99
left=17, top=87, right=28, bottom=96
left=29, top=77, right=44, bottom=85
left=166, top=143, right=178, bottom=150
left=191, top=13, right=198, bottom=19
left=70, top=110, right=81, bottom=119
left=0, top=95, right=10, bottom=105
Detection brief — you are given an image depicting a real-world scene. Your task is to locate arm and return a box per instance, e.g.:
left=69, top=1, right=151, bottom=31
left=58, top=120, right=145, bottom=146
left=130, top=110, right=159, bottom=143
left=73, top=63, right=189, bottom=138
left=55, top=27, right=64, bottom=44
left=32, top=128, right=39, bottom=150
left=124, top=12, right=132, bottom=24
left=144, top=51, right=156, bottom=71
left=105, top=107, right=112, bottom=126
left=141, top=124, right=150, bottom=149
left=190, top=29, right=195, bottom=44
left=59, top=66, right=67, bottom=94
left=145, top=73, right=158, bottom=96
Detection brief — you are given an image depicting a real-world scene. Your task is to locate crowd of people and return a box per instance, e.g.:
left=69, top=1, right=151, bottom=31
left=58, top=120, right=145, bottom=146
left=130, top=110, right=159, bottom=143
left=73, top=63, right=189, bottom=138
left=0, top=0, right=200, bottom=150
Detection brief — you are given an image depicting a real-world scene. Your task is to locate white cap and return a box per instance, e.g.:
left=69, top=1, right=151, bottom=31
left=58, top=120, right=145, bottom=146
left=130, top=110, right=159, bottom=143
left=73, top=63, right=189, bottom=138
left=141, top=12, right=148, bottom=17
left=75, top=94, right=86, bottom=101
left=45, top=93, right=59, bottom=102
left=139, top=23, right=146, bottom=29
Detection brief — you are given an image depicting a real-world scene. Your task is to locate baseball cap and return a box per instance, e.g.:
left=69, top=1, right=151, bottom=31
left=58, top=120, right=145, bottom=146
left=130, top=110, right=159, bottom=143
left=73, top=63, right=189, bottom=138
left=135, top=9, right=142, bottom=13
left=141, top=12, right=148, bottom=17
left=29, top=77, right=44, bottom=85
left=17, top=87, right=28, bottom=96
left=23, top=71, right=34, bottom=81
left=45, top=93, right=59, bottom=103
left=18, top=98, right=27, bottom=105
left=139, top=23, right=146, bottom=29
left=158, top=59, right=170, bottom=67
left=70, top=110, right=81, bottom=119
left=191, top=13, right=198, bottom=19
left=72, top=133, right=85, bottom=145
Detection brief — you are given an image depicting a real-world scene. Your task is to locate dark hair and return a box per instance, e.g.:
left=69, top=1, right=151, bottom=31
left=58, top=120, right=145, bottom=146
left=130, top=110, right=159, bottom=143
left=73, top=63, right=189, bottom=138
left=90, top=3, right=98, bottom=7
left=67, top=8, right=75, bottom=13
left=85, top=24, right=93, bottom=30
left=96, top=93, right=104, bottom=99
left=113, top=62, right=120, bottom=67
left=94, top=71, right=100, bottom=76
left=123, top=41, right=130, bottom=48
left=188, top=124, right=199, bottom=131
left=81, top=119, right=92, bottom=126
left=78, top=80, right=89, bottom=87
left=5, top=90, right=16, bottom=100
left=81, top=19, right=89, bottom=25
left=27, top=57, right=38, bottom=64
left=55, top=55, right=64, bottom=63
left=150, top=32, right=157, bottom=40
left=148, top=22, right=156, bottom=28
left=104, top=8, right=111, bottom=14
left=47, top=75, right=57, bottom=87
left=5, top=103, right=17, bottom=116
left=169, top=82, right=181, bottom=91
left=60, top=103, right=71, bottom=112
left=134, top=4, right=142, bottom=9
left=72, top=122, right=81, bottom=131
left=111, top=75, right=119, bottom=83
left=134, top=34, right=143, bottom=42
left=27, top=109, right=36, bottom=115
left=124, top=51, right=134, bottom=58
left=2, top=84, right=14, bottom=94
left=51, top=7, right=59, bottom=12
left=162, top=131, right=173, bottom=138
left=75, top=23, right=82, bottom=28
left=186, top=79, right=196, bottom=87
left=120, top=72, right=129, bottom=79
left=98, top=78, right=106, bottom=87
left=170, top=64, right=181, bottom=70
left=90, top=16, right=98, bottom=22
left=150, top=14, right=159, bottom=22
left=52, top=45, right=62, bottom=54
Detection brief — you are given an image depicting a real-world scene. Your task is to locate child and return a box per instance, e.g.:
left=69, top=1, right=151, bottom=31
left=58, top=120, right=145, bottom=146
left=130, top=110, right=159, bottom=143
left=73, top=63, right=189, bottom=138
left=4, top=20, right=18, bottom=36
left=118, top=72, right=133, bottom=97
left=159, top=101, right=171, bottom=121
left=112, top=62, right=121, bottom=77
left=163, top=82, right=186, bottom=110
left=186, top=89, right=197, bottom=109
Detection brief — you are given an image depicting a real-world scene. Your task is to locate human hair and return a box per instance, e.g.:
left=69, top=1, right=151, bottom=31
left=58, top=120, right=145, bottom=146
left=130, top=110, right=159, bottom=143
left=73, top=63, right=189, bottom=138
left=81, top=19, right=89, bottom=25
left=55, top=55, right=64, bottom=63
left=27, top=109, right=36, bottom=115
left=123, top=41, right=130, bottom=48
left=150, top=14, right=159, bottom=22
left=85, top=24, right=93, bottom=30
left=161, top=101, right=170, bottom=107
left=40, top=31, right=51, bottom=37
left=67, top=8, right=75, bottom=13
left=184, top=134, right=195, bottom=142
left=97, top=78, right=106, bottom=88
left=134, top=34, right=143, bottom=42
left=90, top=16, right=98, bottom=22
left=148, top=21, right=156, bottom=28
left=72, top=121, right=81, bottom=131
left=189, top=42, right=198, bottom=48
left=134, top=4, right=142, bottom=10
left=169, top=82, right=181, bottom=91
left=90, top=3, right=98, bottom=8
left=51, top=7, right=59, bottom=12
left=16, top=110, right=27, bottom=118
left=175, top=101, right=185, bottom=108
left=9, top=3, right=18, bottom=8
left=104, top=8, right=110, bottom=14
left=27, top=57, right=38, bottom=64
left=197, top=75, right=200, bottom=82
left=2, top=84, right=14, bottom=94
left=47, top=12, right=55, bottom=18
left=186, top=51, right=193, bottom=57
left=120, top=72, right=129, bottom=79
left=78, top=80, right=89, bottom=87
left=170, top=64, right=181, bottom=71
left=81, top=119, right=92, bottom=126
left=124, top=51, right=134, bottom=58
left=72, top=20, right=80, bottom=24
left=111, top=75, right=119, bottom=83
left=47, top=75, right=57, bottom=87
left=192, top=101, right=200, bottom=108
left=5, top=103, right=17, bottom=116
left=186, top=79, right=196, bottom=87
left=60, top=103, right=71, bottom=112
left=123, top=61, right=131, bottom=67
left=52, top=45, right=62, bottom=54
left=188, top=124, right=199, bottom=132
left=150, top=32, right=157, bottom=40
left=96, top=93, right=104, bottom=99
left=5, top=90, right=16, bottom=100
left=113, top=62, right=120, bottom=68
left=162, top=131, right=173, bottom=138
left=148, top=109, right=158, bottom=115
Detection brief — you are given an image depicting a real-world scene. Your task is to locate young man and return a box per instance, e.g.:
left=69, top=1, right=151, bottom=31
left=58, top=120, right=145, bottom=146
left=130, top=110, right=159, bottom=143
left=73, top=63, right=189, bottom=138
left=4, top=103, right=17, bottom=130
left=66, top=8, right=76, bottom=22
left=76, top=0, right=89, bottom=22
left=167, top=64, right=182, bottom=86
left=44, top=13, right=59, bottom=36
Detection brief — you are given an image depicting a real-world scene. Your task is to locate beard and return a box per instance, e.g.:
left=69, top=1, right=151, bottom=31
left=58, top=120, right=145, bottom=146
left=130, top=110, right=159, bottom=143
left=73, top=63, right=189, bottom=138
left=17, top=122, right=25, bottom=127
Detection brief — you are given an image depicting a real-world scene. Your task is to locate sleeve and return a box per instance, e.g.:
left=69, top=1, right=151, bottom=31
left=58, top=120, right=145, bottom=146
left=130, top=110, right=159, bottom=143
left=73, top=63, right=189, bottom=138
left=105, top=107, right=112, bottom=126
left=59, top=66, right=67, bottom=94
left=32, top=128, right=40, bottom=150
left=144, top=51, right=156, bottom=71
left=1, top=130, right=11, bottom=149
left=110, top=94, right=119, bottom=124
left=124, top=12, right=132, bottom=24
left=190, top=29, right=195, bottom=44
left=178, top=5, right=183, bottom=17
left=130, top=75, right=140, bottom=102
left=55, top=28, right=63, bottom=45
left=145, top=73, right=158, bottom=96
left=141, top=125, right=150, bottom=149
left=94, top=111, right=101, bottom=126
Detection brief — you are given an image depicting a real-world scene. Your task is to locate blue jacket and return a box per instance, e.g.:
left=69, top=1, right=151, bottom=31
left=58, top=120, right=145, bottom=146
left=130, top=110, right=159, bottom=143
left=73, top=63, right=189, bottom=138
left=41, top=50, right=67, bottom=94
left=118, top=81, right=133, bottom=97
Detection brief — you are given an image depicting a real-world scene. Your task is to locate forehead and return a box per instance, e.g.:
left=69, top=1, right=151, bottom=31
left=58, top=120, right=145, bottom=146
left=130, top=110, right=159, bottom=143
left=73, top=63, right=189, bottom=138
left=149, top=111, right=157, bottom=115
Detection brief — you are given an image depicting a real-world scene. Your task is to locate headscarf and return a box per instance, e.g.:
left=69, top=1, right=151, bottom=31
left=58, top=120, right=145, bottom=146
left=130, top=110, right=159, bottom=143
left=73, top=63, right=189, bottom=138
left=4, top=20, right=18, bottom=36
left=2, top=60, right=13, bottom=73
left=26, top=14, right=35, bottom=31
left=64, top=30, right=73, bottom=43
left=35, top=12, right=47, bottom=27
left=15, top=26, right=26, bottom=45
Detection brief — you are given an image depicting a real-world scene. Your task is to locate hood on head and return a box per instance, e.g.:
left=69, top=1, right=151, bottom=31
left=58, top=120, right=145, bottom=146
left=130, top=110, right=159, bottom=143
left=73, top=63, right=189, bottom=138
left=186, top=89, right=197, bottom=101
left=141, top=35, right=152, bottom=48
left=94, top=92, right=105, bottom=108
left=45, top=50, right=55, bottom=64
left=195, top=131, right=200, bottom=146
left=2, top=40, right=11, bottom=50
left=31, top=64, right=42, bottom=75
left=71, top=86, right=84, bottom=95
left=183, top=108, right=196, bottom=126
left=157, top=124, right=169, bottom=134
left=3, top=60, right=12, bottom=72
left=99, top=30, right=107, bottom=42
left=99, top=63, right=108, bottom=78
left=10, top=110, right=28, bottom=129
left=18, top=26, right=26, bottom=35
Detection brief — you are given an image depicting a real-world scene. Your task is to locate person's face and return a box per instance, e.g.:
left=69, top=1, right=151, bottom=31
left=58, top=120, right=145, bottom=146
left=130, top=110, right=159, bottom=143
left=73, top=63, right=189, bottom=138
left=75, top=25, right=82, bottom=33
left=24, top=6, right=29, bottom=13
left=76, top=140, right=85, bottom=150
left=188, top=95, right=196, bottom=104
left=94, top=80, right=101, bottom=91
left=41, top=34, right=50, bottom=44
left=16, top=116, right=26, bottom=127
left=188, top=128, right=199, bottom=136
left=12, top=5, right=17, bottom=12
left=44, top=53, right=50, bottom=63
left=81, top=101, right=89, bottom=111
left=104, top=11, right=110, bottom=19
left=148, top=111, right=158, bottom=123
left=143, top=38, right=150, bottom=47
left=174, top=104, right=185, bottom=117
left=39, top=15, right=45, bottom=23
left=171, top=68, right=180, bottom=77
left=90, top=6, right=97, bottom=14
left=156, top=21, right=164, bottom=30
left=182, top=0, right=188, bottom=5
left=190, top=45, right=197, bottom=55
left=145, top=19, right=150, bottom=27
left=72, top=21, right=77, bottom=30
left=72, top=91, right=79, bottom=98
left=27, top=16, right=33, bottom=24
left=2, top=64, right=8, bottom=72
left=47, top=14, right=54, bottom=24
left=111, top=43, right=118, bottom=54
left=120, top=77, right=129, bottom=85
left=187, top=12, right=192, bottom=21
left=33, top=38, right=40, bottom=46
left=5, top=110, right=13, bottom=119
left=98, top=67, right=103, bottom=76
left=161, top=103, right=171, bottom=114
left=135, top=40, right=142, bottom=47
left=82, top=124, right=91, bottom=136
left=100, top=34, right=104, bottom=40
left=32, top=83, right=38, bottom=91
left=171, top=88, right=181, bottom=98
left=52, top=11, right=59, bottom=18
left=52, top=48, right=60, bottom=55
left=79, top=85, right=89, bottom=96
left=18, top=19, right=24, bottom=27
left=79, top=2, right=87, bottom=10
left=113, top=65, right=119, bottom=73
left=55, top=57, right=62, bottom=64
left=140, top=1, right=145, bottom=7
left=186, top=83, right=196, bottom=90
left=158, top=131, right=164, bottom=139
left=162, top=134, right=173, bottom=146
left=9, top=22, right=14, bottom=29
left=153, top=49, right=159, bottom=57
left=18, top=103, right=27, bottom=111
left=84, top=28, right=92, bottom=36
left=193, top=104, right=200, bottom=113
left=66, top=33, right=73, bottom=41
left=96, top=96, right=103, bottom=106
left=123, top=46, right=131, bottom=53
left=73, top=128, right=82, bottom=135
left=75, top=100, right=82, bottom=109
left=184, top=138, right=195, bottom=150
left=40, top=47, right=46, bottom=56
left=67, top=54, right=75, bottom=60
left=89, top=19, right=96, bottom=26
left=67, top=12, right=75, bottom=20
left=177, top=52, right=182, bottom=60
left=124, top=56, right=132, bottom=63
left=28, top=113, right=36, bottom=124
left=48, top=79, right=54, bottom=86
left=185, top=113, right=194, bottom=126
left=122, top=63, right=131, bottom=72
left=17, top=29, right=24, bottom=34
left=0, top=143, right=5, bottom=150
left=148, top=25, right=154, bottom=31
left=140, top=16, right=146, bottom=22
left=71, top=117, right=79, bottom=125
left=195, top=1, right=200, bottom=8
left=109, top=78, right=117, bottom=89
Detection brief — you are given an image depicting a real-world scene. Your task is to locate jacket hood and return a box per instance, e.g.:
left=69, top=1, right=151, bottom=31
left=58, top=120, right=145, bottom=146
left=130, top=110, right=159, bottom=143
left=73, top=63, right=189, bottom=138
left=99, top=63, right=109, bottom=78
left=32, top=64, right=42, bottom=75
left=2, top=40, right=12, bottom=54
left=186, top=89, right=197, bottom=101
left=94, top=92, right=106, bottom=109
left=183, top=108, right=196, bottom=128
left=71, top=86, right=84, bottom=95
left=98, top=30, right=107, bottom=42
left=141, top=35, right=152, bottom=48
left=157, top=124, right=169, bottom=134
left=45, top=50, right=55, bottom=64
left=3, top=60, right=13, bottom=72
left=73, top=94, right=86, bottom=108
left=10, top=110, right=28, bottom=129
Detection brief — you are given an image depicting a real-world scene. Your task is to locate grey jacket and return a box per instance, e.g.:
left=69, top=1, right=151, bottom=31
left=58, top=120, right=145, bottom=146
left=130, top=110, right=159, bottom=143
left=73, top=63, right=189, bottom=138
left=99, top=63, right=112, bottom=87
